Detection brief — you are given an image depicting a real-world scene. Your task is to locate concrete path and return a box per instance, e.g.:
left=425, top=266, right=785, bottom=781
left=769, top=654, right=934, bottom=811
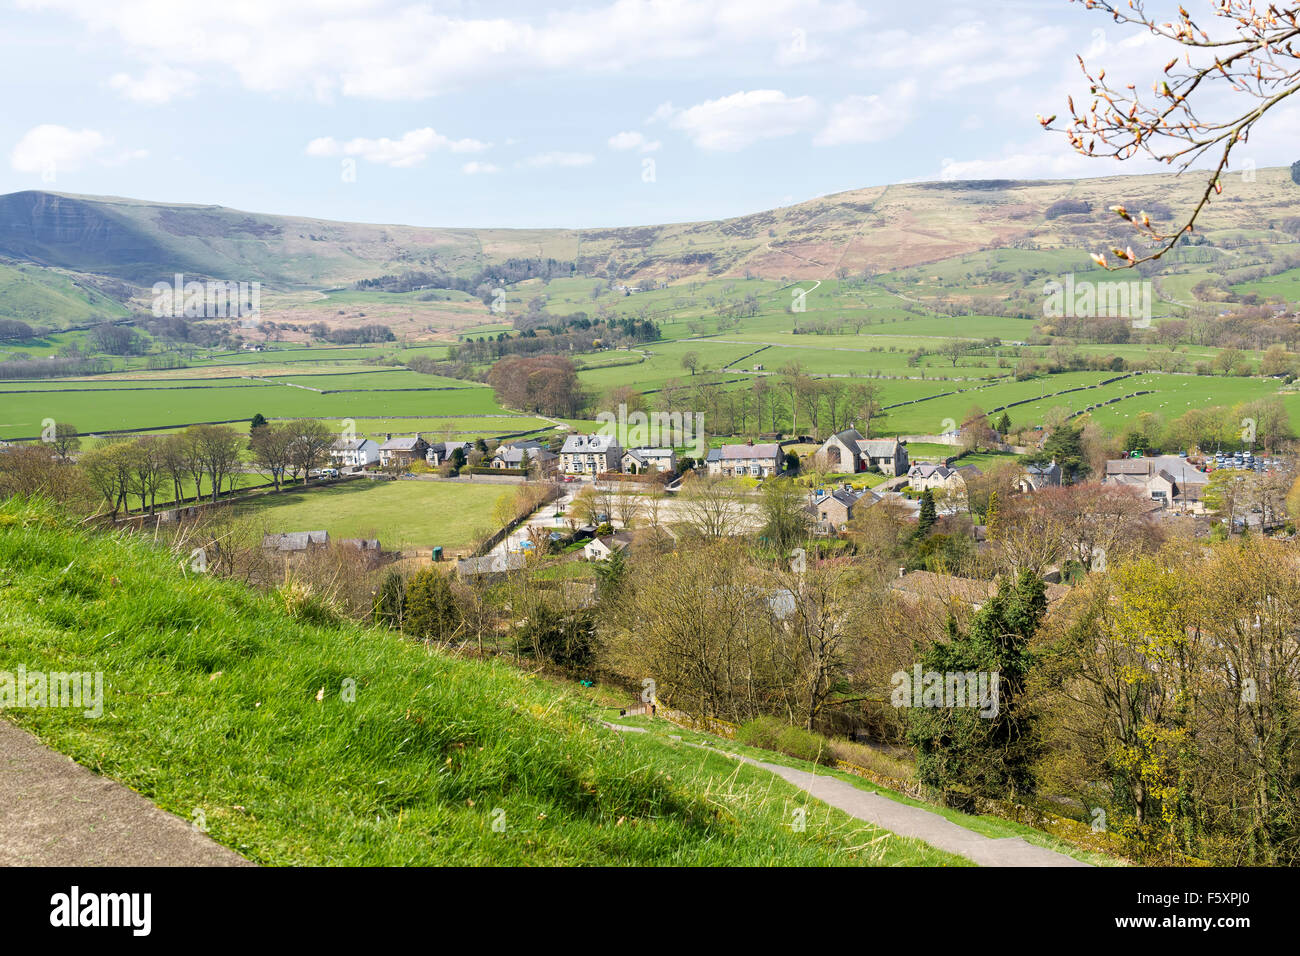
left=734, top=753, right=1090, bottom=867
left=602, top=720, right=1088, bottom=867
left=0, top=720, right=251, bottom=867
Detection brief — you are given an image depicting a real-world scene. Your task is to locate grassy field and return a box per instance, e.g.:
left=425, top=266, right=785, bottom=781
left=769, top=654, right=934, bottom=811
left=0, top=380, right=507, bottom=438
left=1234, top=266, right=1300, bottom=303
left=0, top=498, right=966, bottom=866
left=230, top=479, right=508, bottom=551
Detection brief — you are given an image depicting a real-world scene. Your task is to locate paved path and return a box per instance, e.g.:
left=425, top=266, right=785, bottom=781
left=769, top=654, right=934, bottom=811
left=0, top=720, right=251, bottom=867
left=733, top=753, right=1089, bottom=867
left=603, top=721, right=1088, bottom=867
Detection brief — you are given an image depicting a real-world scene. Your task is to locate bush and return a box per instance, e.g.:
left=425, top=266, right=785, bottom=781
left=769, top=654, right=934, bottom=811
left=737, top=716, right=833, bottom=765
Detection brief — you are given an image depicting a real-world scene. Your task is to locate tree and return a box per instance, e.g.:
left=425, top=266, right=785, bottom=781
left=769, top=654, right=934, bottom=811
left=985, top=490, right=1001, bottom=539
left=772, top=558, right=871, bottom=730
left=49, top=423, right=80, bottom=462
left=249, top=413, right=268, bottom=434
left=850, top=381, right=887, bottom=439
left=126, top=436, right=164, bottom=513
left=79, top=441, right=132, bottom=517
left=287, top=419, right=334, bottom=484
left=943, top=338, right=967, bottom=367
left=191, top=424, right=244, bottom=502
left=1038, top=541, right=1300, bottom=863
left=157, top=433, right=189, bottom=504
left=250, top=422, right=295, bottom=490
left=680, top=351, right=700, bottom=376
left=598, top=540, right=775, bottom=721
left=1039, top=420, right=1088, bottom=483
left=959, top=405, right=995, bottom=453
left=614, top=489, right=641, bottom=529
left=759, top=479, right=812, bottom=555
left=916, top=489, right=937, bottom=538
left=0, top=443, right=92, bottom=508
left=1051, top=2, right=1300, bottom=267
left=905, top=570, right=1045, bottom=802
left=594, top=545, right=626, bottom=599
left=679, top=473, right=747, bottom=539
left=996, top=411, right=1012, bottom=437
left=403, top=567, right=461, bottom=642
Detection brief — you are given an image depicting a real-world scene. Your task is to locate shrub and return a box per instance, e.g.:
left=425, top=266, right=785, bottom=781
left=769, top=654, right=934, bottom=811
left=737, top=717, right=833, bottom=765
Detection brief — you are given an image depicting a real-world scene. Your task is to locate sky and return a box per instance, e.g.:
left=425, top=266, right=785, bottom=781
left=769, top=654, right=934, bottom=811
left=2, top=0, right=1296, bottom=230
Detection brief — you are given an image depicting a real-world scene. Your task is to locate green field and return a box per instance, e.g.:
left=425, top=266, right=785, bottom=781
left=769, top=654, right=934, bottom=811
left=232, top=479, right=509, bottom=551
left=0, top=380, right=507, bottom=438
left=1234, top=266, right=1300, bottom=304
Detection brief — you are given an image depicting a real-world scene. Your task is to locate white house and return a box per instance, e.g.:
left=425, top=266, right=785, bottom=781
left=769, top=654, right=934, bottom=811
left=330, top=438, right=379, bottom=469
left=584, top=532, right=633, bottom=561
left=622, top=447, right=676, bottom=474
left=908, top=462, right=982, bottom=493
left=560, top=434, right=622, bottom=475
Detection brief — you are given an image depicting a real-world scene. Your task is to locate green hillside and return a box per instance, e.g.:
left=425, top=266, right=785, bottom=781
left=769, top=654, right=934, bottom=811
left=0, top=498, right=963, bottom=866
left=0, top=259, right=131, bottom=325
left=3, top=166, right=1296, bottom=296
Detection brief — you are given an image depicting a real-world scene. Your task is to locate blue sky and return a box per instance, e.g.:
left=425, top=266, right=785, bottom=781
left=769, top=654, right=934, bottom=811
left=3, top=0, right=1296, bottom=229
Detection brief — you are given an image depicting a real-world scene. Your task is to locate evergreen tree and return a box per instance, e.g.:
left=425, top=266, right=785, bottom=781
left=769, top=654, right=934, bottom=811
left=916, top=489, right=937, bottom=537
left=996, top=411, right=1011, bottom=436
left=404, top=567, right=461, bottom=641
left=1039, top=420, right=1088, bottom=483
left=904, top=570, right=1046, bottom=803
left=594, top=546, right=626, bottom=599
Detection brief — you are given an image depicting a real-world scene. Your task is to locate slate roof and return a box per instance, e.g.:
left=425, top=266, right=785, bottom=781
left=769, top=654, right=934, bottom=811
left=561, top=434, right=619, bottom=454
left=263, top=530, right=329, bottom=551
left=717, top=443, right=781, bottom=459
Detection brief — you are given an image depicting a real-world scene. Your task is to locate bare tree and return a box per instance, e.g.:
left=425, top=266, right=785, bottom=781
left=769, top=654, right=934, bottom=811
left=288, top=419, right=334, bottom=484
left=1049, top=1, right=1300, bottom=267
left=679, top=473, right=748, bottom=539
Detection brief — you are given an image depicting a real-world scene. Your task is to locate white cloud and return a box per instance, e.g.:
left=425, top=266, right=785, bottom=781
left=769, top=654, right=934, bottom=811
left=305, top=127, right=489, bottom=168
left=107, top=64, right=198, bottom=104
left=461, top=161, right=499, bottom=175
left=19, top=0, right=874, bottom=101
left=934, top=137, right=1152, bottom=182
left=666, top=89, right=820, bottom=151
left=814, top=81, right=916, bottom=146
left=520, top=151, right=595, bottom=168
left=607, top=130, right=661, bottom=153
left=9, top=124, right=137, bottom=174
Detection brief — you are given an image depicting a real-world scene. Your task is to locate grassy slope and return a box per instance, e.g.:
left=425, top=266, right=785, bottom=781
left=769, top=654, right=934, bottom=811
left=0, top=260, right=130, bottom=325
left=0, top=499, right=965, bottom=866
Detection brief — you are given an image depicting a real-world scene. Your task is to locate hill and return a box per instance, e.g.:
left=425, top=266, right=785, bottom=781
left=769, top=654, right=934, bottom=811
left=1, top=166, right=1296, bottom=324
left=0, top=498, right=963, bottom=866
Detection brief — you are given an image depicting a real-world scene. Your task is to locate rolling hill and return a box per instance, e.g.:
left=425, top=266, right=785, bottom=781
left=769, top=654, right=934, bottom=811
left=1, top=166, right=1297, bottom=327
